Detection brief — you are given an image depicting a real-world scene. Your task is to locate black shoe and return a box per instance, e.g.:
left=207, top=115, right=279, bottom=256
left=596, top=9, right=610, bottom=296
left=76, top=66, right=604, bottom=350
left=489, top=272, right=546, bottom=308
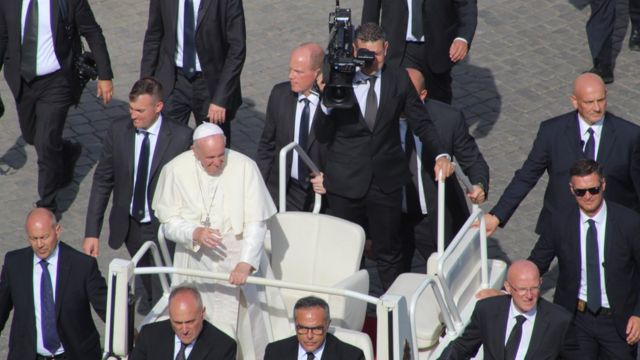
left=630, top=28, right=640, bottom=51
left=586, top=66, right=614, bottom=84
left=60, top=141, right=82, bottom=188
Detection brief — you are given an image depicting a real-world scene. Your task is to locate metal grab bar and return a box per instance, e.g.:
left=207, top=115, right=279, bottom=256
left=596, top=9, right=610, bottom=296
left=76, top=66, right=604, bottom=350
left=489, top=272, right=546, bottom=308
left=278, top=141, right=322, bottom=213
left=130, top=240, right=170, bottom=295
left=133, top=266, right=379, bottom=304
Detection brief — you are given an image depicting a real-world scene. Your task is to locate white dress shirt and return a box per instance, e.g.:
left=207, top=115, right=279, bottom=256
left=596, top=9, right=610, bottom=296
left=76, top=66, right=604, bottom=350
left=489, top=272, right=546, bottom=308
left=291, top=92, right=320, bottom=180
left=578, top=115, right=604, bottom=160
left=353, top=70, right=382, bottom=119
left=130, top=116, right=163, bottom=223
left=21, top=0, right=61, bottom=76
left=176, top=0, right=202, bottom=71
left=33, top=244, right=65, bottom=356
left=173, top=335, right=196, bottom=359
left=578, top=202, right=610, bottom=308
left=504, top=300, right=537, bottom=360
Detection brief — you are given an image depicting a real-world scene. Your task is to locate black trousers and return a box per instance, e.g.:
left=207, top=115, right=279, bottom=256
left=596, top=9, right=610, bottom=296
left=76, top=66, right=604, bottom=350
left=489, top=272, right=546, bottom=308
left=16, top=71, right=73, bottom=212
left=164, top=68, right=232, bottom=146
left=573, top=309, right=637, bottom=359
left=631, top=0, right=640, bottom=28
left=586, top=0, right=615, bottom=67
left=124, top=217, right=174, bottom=307
left=403, top=42, right=453, bottom=104
left=286, top=178, right=315, bottom=212
left=328, top=183, right=402, bottom=291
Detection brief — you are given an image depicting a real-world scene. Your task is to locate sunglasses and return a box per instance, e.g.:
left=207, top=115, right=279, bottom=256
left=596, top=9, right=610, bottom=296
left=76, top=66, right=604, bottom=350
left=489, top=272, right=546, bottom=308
left=573, top=186, right=601, bottom=197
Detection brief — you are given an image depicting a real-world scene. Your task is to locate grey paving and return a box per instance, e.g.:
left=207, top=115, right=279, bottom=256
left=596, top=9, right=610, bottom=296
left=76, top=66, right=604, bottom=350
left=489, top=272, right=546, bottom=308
left=2, top=0, right=640, bottom=356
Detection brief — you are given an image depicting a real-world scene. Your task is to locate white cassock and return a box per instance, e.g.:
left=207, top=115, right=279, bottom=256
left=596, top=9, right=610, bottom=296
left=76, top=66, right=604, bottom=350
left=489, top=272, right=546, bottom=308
left=153, top=149, right=277, bottom=359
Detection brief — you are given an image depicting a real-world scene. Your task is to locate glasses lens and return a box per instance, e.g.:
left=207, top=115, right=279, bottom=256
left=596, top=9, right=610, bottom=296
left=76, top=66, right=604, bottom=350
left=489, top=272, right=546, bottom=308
left=574, top=187, right=600, bottom=197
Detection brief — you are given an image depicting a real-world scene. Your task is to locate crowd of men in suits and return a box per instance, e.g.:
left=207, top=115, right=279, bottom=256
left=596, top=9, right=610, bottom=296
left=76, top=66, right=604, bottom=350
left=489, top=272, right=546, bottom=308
left=3, top=0, right=640, bottom=358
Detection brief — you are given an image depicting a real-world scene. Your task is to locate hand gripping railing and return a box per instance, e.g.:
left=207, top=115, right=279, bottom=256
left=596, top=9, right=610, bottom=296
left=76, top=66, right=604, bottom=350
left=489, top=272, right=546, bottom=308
left=278, top=141, right=322, bottom=213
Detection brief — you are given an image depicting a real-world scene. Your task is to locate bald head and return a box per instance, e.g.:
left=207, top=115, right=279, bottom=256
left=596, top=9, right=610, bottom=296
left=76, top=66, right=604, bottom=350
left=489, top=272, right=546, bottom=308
left=406, top=68, right=427, bottom=102
left=571, top=73, right=607, bottom=125
left=505, top=260, right=541, bottom=312
left=289, top=43, right=324, bottom=96
left=25, top=208, right=61, bottom=260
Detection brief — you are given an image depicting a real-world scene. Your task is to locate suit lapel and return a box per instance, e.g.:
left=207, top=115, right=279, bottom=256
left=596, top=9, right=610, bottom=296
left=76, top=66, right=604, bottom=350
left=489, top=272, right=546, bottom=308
left=597, top=113, right=616, bottom=164
left=568, top=208, right=582, bottom=285
left=196, top=0, right=213, bottom=32
left=307, top=107, right=320, bottom=151
left=125, top=123, right=136, bottom=185
left=149, top=120, right=170, bottom=182
left=168, top=0, right=179, bottom=42
left=50, top=0, right=61, bottom=40
left=55, top=244, right=71, bottom=317
left=565, top=113, right=583, bottom=160
left=604, top=202, right=615, bottom=285
left=524, top=301, right=550, bottom=360
left=488, top=298, right=510, bottom=358
left=372, top=67, right=394, bottom=133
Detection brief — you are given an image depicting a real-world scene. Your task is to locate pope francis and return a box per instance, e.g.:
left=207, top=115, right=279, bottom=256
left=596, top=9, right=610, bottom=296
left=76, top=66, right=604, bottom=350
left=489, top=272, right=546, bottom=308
left=153, top=123, right=277, bottom=357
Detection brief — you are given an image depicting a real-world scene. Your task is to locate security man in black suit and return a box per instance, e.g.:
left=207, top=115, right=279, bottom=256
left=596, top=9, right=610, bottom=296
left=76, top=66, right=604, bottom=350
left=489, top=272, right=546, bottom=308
left=83, top=77, right=192, bottom=311
left=0, top=0, right=114, bottom=215
left=440, top=260, right=583, bottom=359
left=362, top=0, right=477, bottom=104
left=484, top=73, right=640, bottom=237
left=315, top=23, right=453, bottom=290
left=528, top=159, right=640, bottom=358
left=140, top=0, right=246, bottom=145
left=257, top=43, right=327, bottom=212
left=0, top=208, right=108, bottom=360
left=401, top=68, right=489, bottom=268
left=264, top=296, right=365, bottom=360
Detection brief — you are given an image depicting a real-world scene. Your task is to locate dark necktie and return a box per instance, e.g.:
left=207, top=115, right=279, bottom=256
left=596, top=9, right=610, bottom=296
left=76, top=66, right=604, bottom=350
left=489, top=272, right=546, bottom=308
left=404, top=127, right=421, bottom=213
left=40, top=260, right=61, bottom=355
left=364, top=76, right=378, bottom=131
left=21, top=0, right=39, bottom=82
left=298, top=98, right=310, bottom=185
left=306, top=352, right=315, bottom=360
left=584, top=127, right=595, bottom=160
left=176, top=342, right=188, bottom=360
left=586, top=219, right=602, bottom=313
left=504, top=315, right=527, bottom=360
left=411, top=0, right=425, bottom=39
left=132, top=131, right=150, bottom=221
left=183, top=0, right=196, bottom=78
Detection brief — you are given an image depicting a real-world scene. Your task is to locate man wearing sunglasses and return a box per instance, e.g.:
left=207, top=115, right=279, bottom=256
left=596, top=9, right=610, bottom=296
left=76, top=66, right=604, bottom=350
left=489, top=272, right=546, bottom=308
left=528, top=159, right=640, bottom=359
left=264, top=296, right=365, bottom=360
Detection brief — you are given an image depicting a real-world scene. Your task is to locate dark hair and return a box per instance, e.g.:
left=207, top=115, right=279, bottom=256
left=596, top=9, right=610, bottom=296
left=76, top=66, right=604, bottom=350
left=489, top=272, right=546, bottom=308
left=355, top=23, right=386, bottom=43
left=293, top=296, right=330, bottom=323
left=569, top=159, right=604, bottom=179
left=129, top=77, right=163, bottom=102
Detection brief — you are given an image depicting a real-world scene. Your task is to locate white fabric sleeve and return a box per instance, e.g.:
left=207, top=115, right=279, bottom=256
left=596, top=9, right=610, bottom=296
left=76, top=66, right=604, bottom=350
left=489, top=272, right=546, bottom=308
left=240, top=221, right=267, bottom=270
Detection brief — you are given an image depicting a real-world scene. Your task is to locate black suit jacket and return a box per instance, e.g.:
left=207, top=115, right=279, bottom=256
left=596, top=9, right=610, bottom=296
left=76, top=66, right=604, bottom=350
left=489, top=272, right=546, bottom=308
left=85, top=117, right=193, bottom=249
left=257, top=82, right=326, bottom=206
left=529, top=201, right=640, bottom=340
left=129, top=319, right=236, bottom=359
left=362, top=0, right=477, bottom=74
left=316, top=65, right=445, bottom=199
left=0, top=242, right=107, bottom=360
left=0, top=0, right=113, bottom=102
left=264, top=333, right=365, bottom=360
left=408, top=99, right=489, bottom=239
left=491, top=111, right=640, bottom=233
left=440, top=296, right=583, bottom=360
left=140, top=0, right=246, bottom=117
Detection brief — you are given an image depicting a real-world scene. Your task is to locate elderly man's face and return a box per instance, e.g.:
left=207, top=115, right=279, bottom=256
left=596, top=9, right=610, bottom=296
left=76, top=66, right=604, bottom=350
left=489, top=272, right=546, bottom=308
left=571, top=81, right=607, bottom=125
left=289, top=48, right=320, bottom=96
left=26, top=210, right=61, bottom=260
left=169, top=293, right=205, bottom=345
left=193, top=135, right=226, bottom=176
left=295, top=306, right=330, bottom=353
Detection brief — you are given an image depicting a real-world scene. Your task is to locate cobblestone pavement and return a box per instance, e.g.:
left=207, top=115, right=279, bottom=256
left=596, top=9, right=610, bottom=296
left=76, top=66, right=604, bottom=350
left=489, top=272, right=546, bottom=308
left=2, top=0, right=640, bottom=355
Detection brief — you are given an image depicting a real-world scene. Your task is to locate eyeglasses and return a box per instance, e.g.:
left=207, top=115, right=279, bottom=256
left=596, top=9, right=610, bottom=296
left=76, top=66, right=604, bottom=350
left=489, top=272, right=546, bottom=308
left=295, top=325, right=326, bottom=335
left=507, top=282, right=541, bottom=296
left=573, top=186, right=602, bottom=197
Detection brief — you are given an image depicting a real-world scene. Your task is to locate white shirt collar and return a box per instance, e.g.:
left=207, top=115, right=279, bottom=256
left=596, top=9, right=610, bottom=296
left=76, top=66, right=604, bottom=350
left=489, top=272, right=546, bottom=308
left=33, top=243, right=60, bottom=267
left=577, top=114, right=604, bottom=136
left=354, top=69, right=382, bottom=84
left=297, top=339, right=326, bottom=359
left=579, top=200, right=607, bottom=225
left=509, top=299, right=537, bottom=321
left=298, top=92, right=320, bottom=107
left=140, top=114, right=163, bottom=137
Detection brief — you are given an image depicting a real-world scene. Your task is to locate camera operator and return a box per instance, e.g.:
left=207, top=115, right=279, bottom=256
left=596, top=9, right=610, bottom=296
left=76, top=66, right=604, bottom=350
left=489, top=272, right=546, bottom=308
left=315, top=22, right=453, bottom=290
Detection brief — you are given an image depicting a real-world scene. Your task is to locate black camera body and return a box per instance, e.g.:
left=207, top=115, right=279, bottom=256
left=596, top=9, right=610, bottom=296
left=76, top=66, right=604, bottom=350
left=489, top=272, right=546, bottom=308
left=322, top=5, right=374, bottom=108
left=74, top=51, right=99, bottom=89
